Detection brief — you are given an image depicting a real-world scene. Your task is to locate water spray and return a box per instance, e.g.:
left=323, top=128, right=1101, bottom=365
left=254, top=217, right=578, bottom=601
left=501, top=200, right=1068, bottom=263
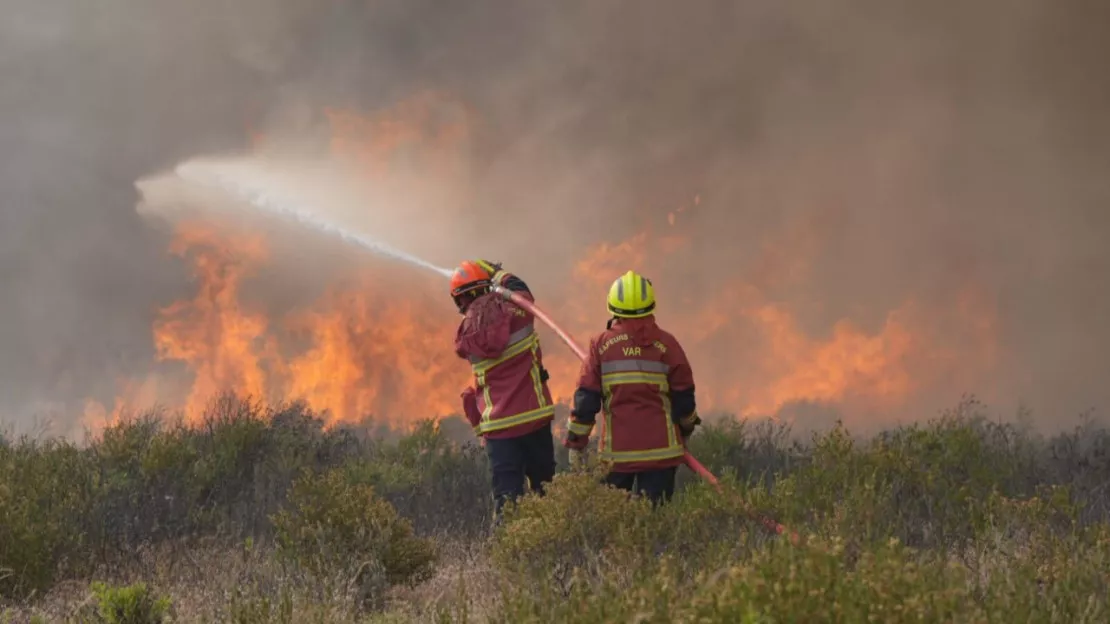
left=174, top=161, right=455, bottom=279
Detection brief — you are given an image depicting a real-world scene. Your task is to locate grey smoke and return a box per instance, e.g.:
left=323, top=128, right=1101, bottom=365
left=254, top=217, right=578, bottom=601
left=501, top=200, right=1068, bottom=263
left=2, top=0, right=1108, bottom=436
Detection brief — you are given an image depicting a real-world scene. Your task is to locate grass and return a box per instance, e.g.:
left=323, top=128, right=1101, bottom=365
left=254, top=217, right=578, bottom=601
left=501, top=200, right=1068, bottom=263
left=1, top=393, right=1109, bottom=622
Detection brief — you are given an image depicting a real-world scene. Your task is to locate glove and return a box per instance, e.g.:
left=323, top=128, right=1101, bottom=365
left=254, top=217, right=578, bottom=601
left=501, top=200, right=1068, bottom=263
left=563, top=431, right=589, bottom=450
left=563, top=417, right=594, bottom=450
left=677, top=412, right=702, bottom=441
left=461, top=387, right=481, bottom=430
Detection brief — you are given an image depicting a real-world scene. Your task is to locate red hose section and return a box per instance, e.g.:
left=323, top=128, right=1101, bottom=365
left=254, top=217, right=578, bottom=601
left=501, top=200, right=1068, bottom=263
left=495, top=287, right=796, bottom=541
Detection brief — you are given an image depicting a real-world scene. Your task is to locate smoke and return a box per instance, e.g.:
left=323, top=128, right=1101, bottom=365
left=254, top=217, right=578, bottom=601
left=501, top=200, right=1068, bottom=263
left=2, top=0, right=1108, bottom=436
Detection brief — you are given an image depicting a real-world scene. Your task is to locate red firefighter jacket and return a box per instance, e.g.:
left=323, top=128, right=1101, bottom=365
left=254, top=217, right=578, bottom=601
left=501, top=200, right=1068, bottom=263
left=568, top=315, right=699, bottom=472
left=455, top=271, right=555, bottom=440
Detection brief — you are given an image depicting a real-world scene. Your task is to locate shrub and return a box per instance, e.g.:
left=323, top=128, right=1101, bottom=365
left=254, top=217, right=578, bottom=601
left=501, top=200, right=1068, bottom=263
left=683, top=415, right=802, bottom=487
left=491, top=466, right=657, bottom=596
left=488, top=417, right=1110, bottom=623
left=7, top=394, right=1110, bottom=619
left=271, top=468, right=438, bottom=610
left=677, top=538, right=977, bottom=622
left=495, top=540, right=981, bottom=623
left=491, top=480, right=1109, bottom=623
left=755, top=416, right=1075, bottom=552
left=89, top=413, right=197, bottom=556
left=983, top=524, right=1110, bottom=620
left=84, top=581, right=173, bottom=624
left=85, top=395, right=368, bottom=557
left=0, top=438, right=97, bottom=600
left=349, top=419, right=492, bottom=538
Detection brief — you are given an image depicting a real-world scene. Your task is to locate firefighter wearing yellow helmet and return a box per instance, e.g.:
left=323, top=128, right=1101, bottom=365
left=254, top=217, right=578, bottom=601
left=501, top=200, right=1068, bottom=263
left=607, top=268, right=657, bottom=320
left=563, top=270, right=701, bottom=506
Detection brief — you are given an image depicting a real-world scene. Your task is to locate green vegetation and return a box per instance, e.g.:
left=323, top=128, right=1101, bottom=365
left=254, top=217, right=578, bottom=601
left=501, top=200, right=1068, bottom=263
left=272, top=468, right=438, bottom=609
left=2, top=394, right=1109, bottom=622
left=82, top=581, right=173, bottom=624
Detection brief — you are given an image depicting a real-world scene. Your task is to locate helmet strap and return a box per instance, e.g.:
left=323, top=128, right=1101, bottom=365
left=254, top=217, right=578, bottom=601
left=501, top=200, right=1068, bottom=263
left=454, top=293, right=476, bottom=314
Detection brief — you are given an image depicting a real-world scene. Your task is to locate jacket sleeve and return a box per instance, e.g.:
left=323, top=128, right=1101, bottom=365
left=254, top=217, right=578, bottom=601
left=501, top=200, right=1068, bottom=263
left=494, top=270, right=534, bottom=304
left=499, top=272, right=531, bottom=295
left=453, top=295, right=512, bottom=360
left=568, top=336, right=603, bottom=437
left=664, top=336, right=699, bottom=430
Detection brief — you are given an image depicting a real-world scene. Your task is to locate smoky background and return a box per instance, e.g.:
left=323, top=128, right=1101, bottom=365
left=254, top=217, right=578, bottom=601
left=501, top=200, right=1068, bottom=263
left=2, top=0, right=1108, bottom=435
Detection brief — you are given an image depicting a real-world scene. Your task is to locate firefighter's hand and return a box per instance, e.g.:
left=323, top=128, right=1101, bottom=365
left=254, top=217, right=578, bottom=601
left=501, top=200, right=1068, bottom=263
left=564, top=433, right=589, bottom=470
left=678, top=413, right=702, bottom=441
left=563, top=431, right=588, bottom=450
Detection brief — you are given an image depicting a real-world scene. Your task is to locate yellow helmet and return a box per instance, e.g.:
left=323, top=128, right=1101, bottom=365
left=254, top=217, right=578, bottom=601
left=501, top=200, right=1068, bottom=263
left=607, top=270, right=656, bottom=318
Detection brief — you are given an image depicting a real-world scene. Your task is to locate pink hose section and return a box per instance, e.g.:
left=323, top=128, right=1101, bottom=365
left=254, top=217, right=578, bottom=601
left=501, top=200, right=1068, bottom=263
left=495, top=287, right=796, bottom=540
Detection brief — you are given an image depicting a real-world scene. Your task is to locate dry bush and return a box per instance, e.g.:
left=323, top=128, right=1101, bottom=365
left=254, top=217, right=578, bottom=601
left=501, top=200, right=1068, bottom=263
left=4, top=395, right=1110, bottom=621
left=271, top=468, right=438, bottom=611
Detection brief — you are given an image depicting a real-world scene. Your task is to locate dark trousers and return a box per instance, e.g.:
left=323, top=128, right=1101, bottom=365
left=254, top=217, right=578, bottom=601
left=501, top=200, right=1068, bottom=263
left=605, top=467, right=678, bottom=507
left=485, top=423, right=556, bottom=523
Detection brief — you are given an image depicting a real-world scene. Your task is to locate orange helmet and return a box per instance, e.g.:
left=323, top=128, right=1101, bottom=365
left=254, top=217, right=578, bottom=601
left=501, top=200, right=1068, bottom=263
left=450, top=260, right=492, bottom=312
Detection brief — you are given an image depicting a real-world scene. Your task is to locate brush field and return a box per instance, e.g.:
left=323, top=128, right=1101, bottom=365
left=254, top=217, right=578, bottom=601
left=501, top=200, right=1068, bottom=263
left=2, top=395, right=1109, bottom=623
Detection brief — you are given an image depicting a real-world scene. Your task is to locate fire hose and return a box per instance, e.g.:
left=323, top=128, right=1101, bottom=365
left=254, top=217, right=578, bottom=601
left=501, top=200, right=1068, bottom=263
left=492, top=285, right=798, bottom=542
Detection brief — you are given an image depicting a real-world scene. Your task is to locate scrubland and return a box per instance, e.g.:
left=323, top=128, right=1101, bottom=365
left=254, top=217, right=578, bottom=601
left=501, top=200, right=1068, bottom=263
left=2, top=394, right=1109, bottom=623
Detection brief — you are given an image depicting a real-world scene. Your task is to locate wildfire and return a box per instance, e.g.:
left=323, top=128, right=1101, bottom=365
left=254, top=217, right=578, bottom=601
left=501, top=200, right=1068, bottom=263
left=89, top=92, right=1001, bottom=436
left=135, top=221, right=464, bottom=427
left=283, top=274, right=464, bottom=425
left=152, top=222, right=276, bottom=421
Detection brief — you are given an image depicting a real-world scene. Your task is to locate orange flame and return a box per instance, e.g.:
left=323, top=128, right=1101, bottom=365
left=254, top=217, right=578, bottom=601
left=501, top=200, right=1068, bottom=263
left=283, top=274, right=465, bottom=427
left=131, top=220, right=466, bottom=428
left=152, top=222, right=278, bottom=422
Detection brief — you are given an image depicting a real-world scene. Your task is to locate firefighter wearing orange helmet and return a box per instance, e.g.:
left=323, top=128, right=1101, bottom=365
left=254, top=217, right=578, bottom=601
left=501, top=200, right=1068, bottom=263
left=451, top=259, right=556, bottom=524
left=563, top=270, right=701, bottom=506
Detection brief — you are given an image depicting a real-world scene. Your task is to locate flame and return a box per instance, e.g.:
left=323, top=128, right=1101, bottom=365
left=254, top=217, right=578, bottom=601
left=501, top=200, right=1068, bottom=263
left=150, top=222, right=277, bottom=423
left=94, top=92, right=1000, bottom=435
left=739, top=303, right=917, bottom=414
left=131, top=221, right=466, bottom=428
left=81, top=398, right=122, bottom=439
left=80, top=375, right=163, bottom=438
left=283, top=274, right=465, bottom=427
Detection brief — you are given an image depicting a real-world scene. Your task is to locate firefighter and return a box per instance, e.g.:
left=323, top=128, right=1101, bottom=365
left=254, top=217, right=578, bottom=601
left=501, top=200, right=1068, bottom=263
left=451, top=259, right=557, bottom=524
left=562, top=269, right=701, bottom=506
